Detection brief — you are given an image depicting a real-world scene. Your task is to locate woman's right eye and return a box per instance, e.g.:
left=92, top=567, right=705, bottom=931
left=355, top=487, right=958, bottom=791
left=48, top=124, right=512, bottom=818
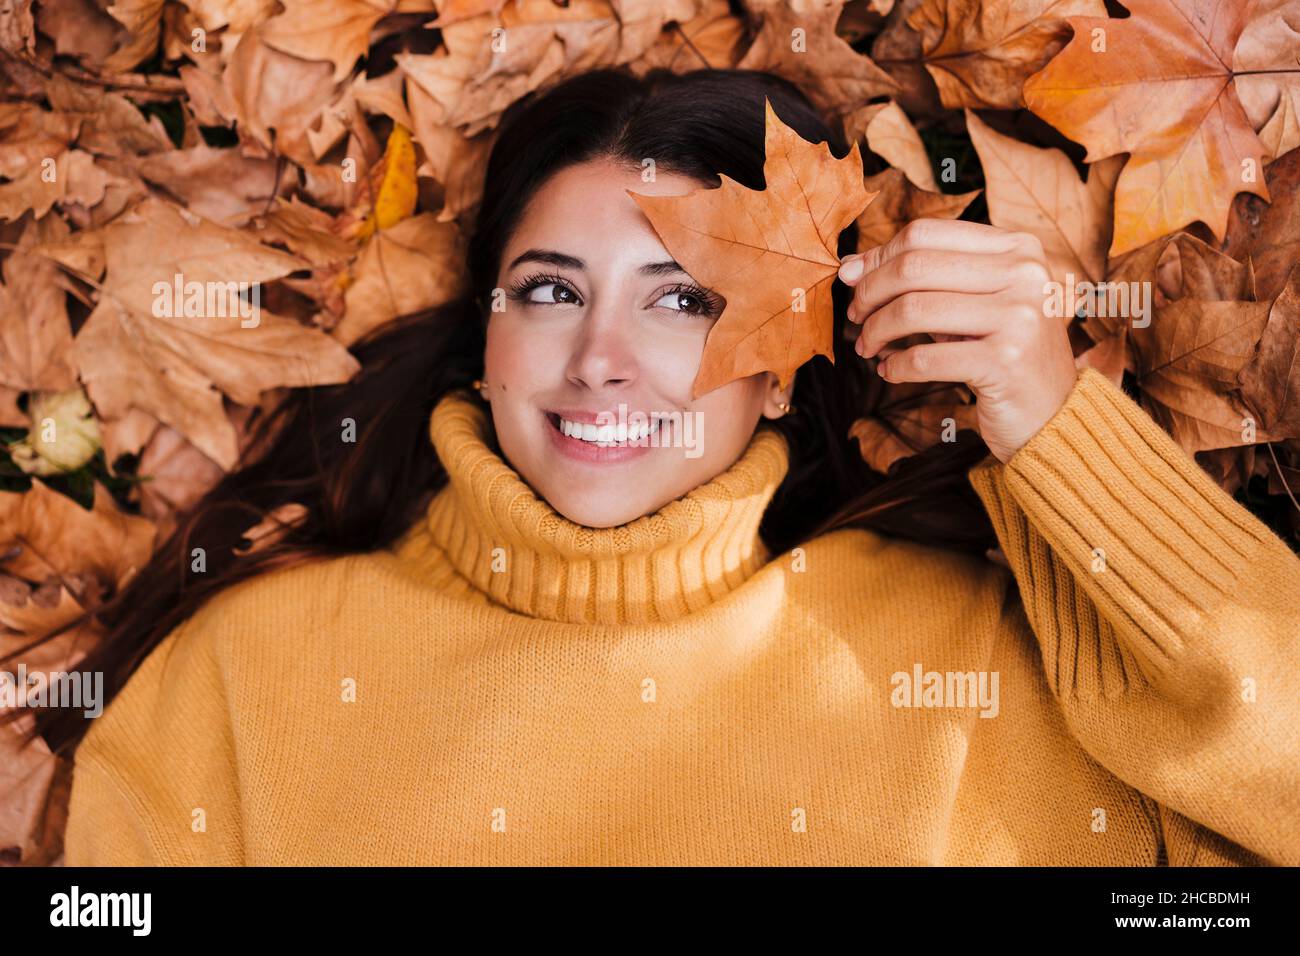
left=526, top=282, right=579, bottom=305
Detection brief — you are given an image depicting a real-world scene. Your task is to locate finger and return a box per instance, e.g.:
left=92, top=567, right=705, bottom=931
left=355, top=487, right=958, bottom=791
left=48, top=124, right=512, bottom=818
left=853, top=219, right=1022, bottom=278
left=877, top=340, right=991, bottom=386
left=850, top=248, right=1036, bottom=321
left=855, top=291, right=1004, bottom=357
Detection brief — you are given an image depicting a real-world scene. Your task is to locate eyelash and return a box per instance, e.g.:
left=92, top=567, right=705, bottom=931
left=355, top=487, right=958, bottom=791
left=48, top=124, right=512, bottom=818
left=504, top=271, right=723, bottom=318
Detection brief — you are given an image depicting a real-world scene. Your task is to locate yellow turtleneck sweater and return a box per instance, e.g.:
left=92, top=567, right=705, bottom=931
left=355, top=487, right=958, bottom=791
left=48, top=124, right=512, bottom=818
left=64, top=369, right=1300, bottom=866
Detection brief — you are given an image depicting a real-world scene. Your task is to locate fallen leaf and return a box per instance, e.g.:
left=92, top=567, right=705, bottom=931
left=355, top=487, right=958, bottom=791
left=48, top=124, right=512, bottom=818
left=260, top=0, right=399, bottom=81
left=1239, top=265, right=1300, bottom=437
left=71, top=199, right=361, bottom=469
left=1223, top=144, right=1300, bottom=301
left=847, top=99, right=937, bottom=190
left=737, top=0, right=899, bottom=116
left=855, top=167, right=978, bottom=247
left=0, top=219, right=77, bottom=393
left=333, top=212, right=469, bottom=346
left=965, top=109, right=1119, bottom=290
left=629, top=97, right=877, bottom=396
left=906, top=0, right=1106, bottom=109
left=1024, top=0, right=1271, bottom=256
left=1233, top=0, right=1300, bottom=163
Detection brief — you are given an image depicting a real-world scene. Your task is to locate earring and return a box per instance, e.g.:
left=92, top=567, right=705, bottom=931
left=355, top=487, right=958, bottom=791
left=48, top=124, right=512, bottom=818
left=777, top=400, right=795, bottom=414
left=472, top=378, right=488, bottom=398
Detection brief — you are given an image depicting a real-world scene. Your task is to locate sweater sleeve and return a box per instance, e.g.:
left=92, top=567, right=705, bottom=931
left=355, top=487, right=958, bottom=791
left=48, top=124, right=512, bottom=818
left=63, top=617, right=245, bottom=866
left=968, top=368, right=1300, bottom=866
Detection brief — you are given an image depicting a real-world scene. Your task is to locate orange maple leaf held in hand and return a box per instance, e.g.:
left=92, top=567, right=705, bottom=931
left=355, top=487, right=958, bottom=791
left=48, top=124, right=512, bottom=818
left=1023, top=0, right=1271, bottom=257
left=628, top=98, right=878, bottom=398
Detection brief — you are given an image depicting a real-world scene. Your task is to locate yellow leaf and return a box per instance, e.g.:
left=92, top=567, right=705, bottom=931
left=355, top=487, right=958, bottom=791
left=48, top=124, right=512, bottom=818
left=361, top=125, right=419, bottom=239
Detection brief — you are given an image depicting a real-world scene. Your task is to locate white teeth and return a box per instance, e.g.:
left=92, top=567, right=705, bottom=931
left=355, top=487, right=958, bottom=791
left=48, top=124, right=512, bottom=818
left=558, top=415, right=663, bottom=445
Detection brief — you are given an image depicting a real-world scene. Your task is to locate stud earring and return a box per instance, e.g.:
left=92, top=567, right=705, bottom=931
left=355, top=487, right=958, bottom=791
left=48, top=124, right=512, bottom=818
left=777, top=400, right=795, bottom=414
left=472, top=378, right=488, bottom=398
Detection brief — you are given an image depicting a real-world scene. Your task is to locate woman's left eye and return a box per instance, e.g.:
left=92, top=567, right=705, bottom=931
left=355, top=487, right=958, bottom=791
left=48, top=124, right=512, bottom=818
left=653, top=288, right=720, bottom=316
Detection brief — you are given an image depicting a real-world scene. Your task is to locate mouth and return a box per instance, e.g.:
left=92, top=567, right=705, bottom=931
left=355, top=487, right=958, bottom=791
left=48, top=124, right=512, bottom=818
left=544, top=411, right=665, bottom=447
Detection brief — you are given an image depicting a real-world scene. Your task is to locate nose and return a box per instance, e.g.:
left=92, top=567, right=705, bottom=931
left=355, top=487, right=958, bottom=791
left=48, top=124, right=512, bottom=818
left=564, top=302, right=639, bottom=392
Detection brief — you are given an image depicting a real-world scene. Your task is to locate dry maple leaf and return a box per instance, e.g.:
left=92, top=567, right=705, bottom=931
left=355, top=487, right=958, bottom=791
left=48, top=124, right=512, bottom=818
left=0, top=479, right=156, bottom=602
left=71, top=199, right=361, bottom=470
left=904, top=0, right=1106, bottom=109
left=1233, top=0, right=1300, bottom=163
left=629, top=0, right=746, bottom=72
left=855, top=167, right=979, bottom=247
left=965, top=109, right=1120, bottom=291
left=850, top=390, right=978, bottom=472
left=1223, top=144, right=1300, bottom=302
left=846, top=99, right=938, bottom=190
left=737, top=0, right=900, bottom=117
left=628, top=97, right=877, bottom=397
left=0, top=219, right=77, bottom=394
left=333, top=213, right=469, bottom=346
left=1023, top=0, right=1272, bottom=256
left=260, top=0, right=404, bottom=82
left=1124, top=234, right=1280, bottom=453
left=1239, top=265, right=1300, bottom=438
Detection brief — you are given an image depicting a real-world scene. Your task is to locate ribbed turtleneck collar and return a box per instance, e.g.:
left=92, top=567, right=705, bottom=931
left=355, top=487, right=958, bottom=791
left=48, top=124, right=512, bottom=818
left=403, top=389, right=791, bottom=625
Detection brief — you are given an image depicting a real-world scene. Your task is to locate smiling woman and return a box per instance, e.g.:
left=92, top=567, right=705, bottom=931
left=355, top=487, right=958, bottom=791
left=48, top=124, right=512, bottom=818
left=24, top=67, right=1300, bottom=867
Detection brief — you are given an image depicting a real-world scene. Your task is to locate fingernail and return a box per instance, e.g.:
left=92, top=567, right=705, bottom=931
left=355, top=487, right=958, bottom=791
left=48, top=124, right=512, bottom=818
left=838, top=256, right=864, bottom=282
left=855, top=336, right=864, bottom=356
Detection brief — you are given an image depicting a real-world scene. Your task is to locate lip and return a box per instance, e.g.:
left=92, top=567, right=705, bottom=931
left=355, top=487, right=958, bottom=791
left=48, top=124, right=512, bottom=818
left=542, top=409, right=668, bottom=464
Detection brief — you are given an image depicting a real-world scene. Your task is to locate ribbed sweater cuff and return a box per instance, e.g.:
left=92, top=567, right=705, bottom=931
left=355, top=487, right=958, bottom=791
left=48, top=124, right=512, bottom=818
left=968, top=368, right=1281, bottom=689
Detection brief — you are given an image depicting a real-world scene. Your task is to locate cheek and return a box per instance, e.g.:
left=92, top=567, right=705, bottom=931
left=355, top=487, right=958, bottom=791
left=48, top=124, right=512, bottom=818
left=693, top=377, right=767, bottom=451
left=483, top=315, right=546, bottom=388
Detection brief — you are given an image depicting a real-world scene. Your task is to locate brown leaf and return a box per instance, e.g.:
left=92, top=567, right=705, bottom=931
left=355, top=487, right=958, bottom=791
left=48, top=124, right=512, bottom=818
left=260, top=0, right=399, bottom=81
left=0, top=480, right=155, bottom=596
left=405, top=76, right=494, bottom=222
left=855, top=167, right=978, bottom=247
left=966, top=109, right=1119, bottom=289
left=1239, top=265, right=1300, bottom=437
left=102, top=0, right=166, bottom=72
left=1223, top=145, right=1300, bottom=302
left=1131, top=291, right=1278, bottom=453
left=132, top=145, right=293, bottom=227
left=907, top=0, right=1106, bottom=109
left=218, top=28, right=343, bottom=166
left=1233, top=0, right=1300, bottom=163
left=333, top=213, right=469, bottom=347
left=737, top=0, right=899, bottom=117
left=846, top=100, right=937, bottom=190
left=1075, top=326, right=1127, bottom=386
left=1024, top=0, right=1271, bottom=255
left=850, top=395, right=977, bottom=472
left=399, top=0, right=636, bottom=137
left=0, top=150, right=109, bottom=222
left=72, top=199, right=361, bottom=469
left=629, top=0, right=745, bottom=72
left=630, top=98, right=877, bottom=396
left=0, top=219, right=77, bottom=393
left=135, top=423, right=227, bottom=539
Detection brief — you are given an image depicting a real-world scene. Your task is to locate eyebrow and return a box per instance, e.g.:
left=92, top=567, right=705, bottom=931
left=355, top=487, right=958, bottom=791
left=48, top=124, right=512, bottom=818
left=506, top=249, right=687, bottom=278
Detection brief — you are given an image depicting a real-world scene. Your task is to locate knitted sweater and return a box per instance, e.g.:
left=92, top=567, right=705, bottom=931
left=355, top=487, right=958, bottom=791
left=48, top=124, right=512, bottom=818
left=63, top=369, right=1300, bottom=865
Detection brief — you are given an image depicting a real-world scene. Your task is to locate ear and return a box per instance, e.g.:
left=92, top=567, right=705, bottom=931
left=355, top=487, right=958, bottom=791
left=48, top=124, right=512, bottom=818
left=759, top=371, right=795, bottom=420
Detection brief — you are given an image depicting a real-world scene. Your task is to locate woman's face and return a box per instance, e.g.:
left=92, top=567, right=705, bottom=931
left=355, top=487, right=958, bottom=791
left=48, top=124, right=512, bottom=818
left=483, top=157, right=793, bottom=528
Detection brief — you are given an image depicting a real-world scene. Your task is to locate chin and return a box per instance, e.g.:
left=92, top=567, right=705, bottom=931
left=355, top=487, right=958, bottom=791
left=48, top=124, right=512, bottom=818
left=549, top=493, right=647, bottom=529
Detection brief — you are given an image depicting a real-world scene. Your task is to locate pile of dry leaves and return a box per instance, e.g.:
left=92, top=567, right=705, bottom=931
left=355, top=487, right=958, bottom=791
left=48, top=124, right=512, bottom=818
left=1, top=0, right=1298, bottom=864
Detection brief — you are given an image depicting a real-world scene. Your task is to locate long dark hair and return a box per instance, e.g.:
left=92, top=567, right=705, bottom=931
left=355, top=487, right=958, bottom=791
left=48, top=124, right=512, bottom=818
left=9, top=66, right=994, bottom=756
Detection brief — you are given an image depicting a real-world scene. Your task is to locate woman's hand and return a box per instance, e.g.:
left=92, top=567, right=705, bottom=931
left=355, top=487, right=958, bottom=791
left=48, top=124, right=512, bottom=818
left=837, top=219, right=1079, bottom=463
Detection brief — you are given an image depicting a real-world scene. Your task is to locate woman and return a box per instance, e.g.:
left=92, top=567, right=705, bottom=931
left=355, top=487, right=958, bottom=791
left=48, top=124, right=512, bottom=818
left=56, top=68, right=1298, bottom=865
